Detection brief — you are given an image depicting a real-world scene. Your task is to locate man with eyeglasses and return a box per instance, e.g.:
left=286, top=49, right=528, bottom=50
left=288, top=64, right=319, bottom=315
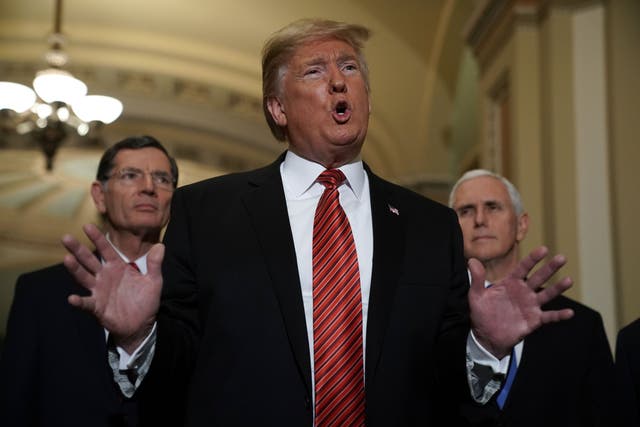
left=0, top=135, right=178, bottom=427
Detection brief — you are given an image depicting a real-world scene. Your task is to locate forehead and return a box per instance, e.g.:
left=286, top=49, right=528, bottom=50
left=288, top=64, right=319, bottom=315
left=112, top=147, right=171, bottom=171
left=290, top=38, right=358, bottom=64
left=454, top=176, right=510, bottom=206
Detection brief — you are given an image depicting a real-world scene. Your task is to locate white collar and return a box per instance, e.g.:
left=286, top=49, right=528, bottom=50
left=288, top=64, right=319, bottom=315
left=281, top=150, right=365, bottom=200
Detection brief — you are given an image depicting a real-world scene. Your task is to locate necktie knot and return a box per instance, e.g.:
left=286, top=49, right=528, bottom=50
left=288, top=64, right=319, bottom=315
left=317, top=169, right=345, bottom=190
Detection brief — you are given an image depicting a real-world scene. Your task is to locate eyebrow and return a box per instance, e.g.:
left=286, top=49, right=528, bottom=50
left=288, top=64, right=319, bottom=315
left=302, top=52, right=357, bottom=67
left=119, top=166, right=171, bottom=174
left=456, top=204, right=475, bottom=212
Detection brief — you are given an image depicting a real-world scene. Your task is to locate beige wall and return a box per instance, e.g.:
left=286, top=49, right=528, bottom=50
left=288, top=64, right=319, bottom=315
left=463, top=0, right=640, bottom=344
left=607, top=0, right=640, bottom=327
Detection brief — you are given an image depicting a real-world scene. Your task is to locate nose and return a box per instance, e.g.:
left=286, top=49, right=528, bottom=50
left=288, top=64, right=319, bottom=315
left=474, top=208, right=486, bottom=227
left=141, top=172, right=156, bottom=194
left=330, top=78, right=346, bottom=93
left=329, top=67, right=347, bottom=93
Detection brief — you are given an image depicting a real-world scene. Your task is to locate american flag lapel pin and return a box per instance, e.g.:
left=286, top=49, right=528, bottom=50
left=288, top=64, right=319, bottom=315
left=388, top=204, right=399, bottom=215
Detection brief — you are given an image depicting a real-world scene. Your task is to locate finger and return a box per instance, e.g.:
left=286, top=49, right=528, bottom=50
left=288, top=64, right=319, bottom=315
left=507, top=246, right=549, bottom=281
left=536, top=276, right=573, bottom=305
left=68, top=294, right=96, bottom=313
left=61, top=234, right=103, bottom=275
left=467, top=258, right=486, bottom=294
left=526, top=254, right=567, bottom=291
left=63, top=254, right=97, bottom=290
left=82, top=224, right=121, bottom=264
left=540, top=308, right=574, bottom=324
left=146, top=243, right=165, bottom=285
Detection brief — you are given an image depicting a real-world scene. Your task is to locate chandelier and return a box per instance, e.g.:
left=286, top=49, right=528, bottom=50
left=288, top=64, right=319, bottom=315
left=0, top=0, right=123, bottom=171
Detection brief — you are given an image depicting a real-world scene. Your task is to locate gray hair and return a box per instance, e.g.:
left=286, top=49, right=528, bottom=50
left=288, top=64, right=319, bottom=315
left=448, top=169, right=524, bottom=215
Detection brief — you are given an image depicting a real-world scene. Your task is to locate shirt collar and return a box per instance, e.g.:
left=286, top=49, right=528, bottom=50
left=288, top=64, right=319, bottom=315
left=105, top=233, right=148, bottom=273
left=281, top=150, right=365, bottom=200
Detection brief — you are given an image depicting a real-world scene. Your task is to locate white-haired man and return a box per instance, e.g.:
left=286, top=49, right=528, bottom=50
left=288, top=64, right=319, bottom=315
left=449, top=169, right=618, bottom=427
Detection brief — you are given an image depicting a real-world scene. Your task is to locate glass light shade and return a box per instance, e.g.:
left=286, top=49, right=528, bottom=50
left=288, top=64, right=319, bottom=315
left=72, top=95, right=123, bottom=124
left=0, top=82, right=36, bottom=113
left=33, top=69, right=87, bottom=104
left=35, top=103, right=53, bottom=118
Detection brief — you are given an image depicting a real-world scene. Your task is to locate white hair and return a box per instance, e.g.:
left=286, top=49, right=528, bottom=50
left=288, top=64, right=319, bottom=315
left=448, top=169, right=524, bottom=215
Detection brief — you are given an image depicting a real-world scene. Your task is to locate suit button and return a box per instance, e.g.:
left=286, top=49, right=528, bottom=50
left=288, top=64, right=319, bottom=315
left=304, top=396, right=311, bottom=410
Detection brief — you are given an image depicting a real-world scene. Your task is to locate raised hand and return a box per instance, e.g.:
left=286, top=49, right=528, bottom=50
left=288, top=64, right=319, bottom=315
left=61, top=223, right=163, bottom=353
left=468, top=246, right=574, bottom=359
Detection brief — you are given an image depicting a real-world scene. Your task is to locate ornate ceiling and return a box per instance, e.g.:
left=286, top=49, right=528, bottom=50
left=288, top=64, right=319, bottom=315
left=0, top=0, right=475, bottom=258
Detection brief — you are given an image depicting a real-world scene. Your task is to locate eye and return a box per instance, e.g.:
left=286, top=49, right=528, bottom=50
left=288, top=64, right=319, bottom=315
left=457, top=208, right=471, bottom=217
left=304, top=67, right=322, bottom=77
left=342, top=62, right=358, bottom=72
left=152, top=172, right=172, bottom=185
left=120, top=169, right=141, bottom=181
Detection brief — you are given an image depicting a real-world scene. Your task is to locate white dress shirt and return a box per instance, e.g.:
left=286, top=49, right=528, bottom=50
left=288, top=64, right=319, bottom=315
left=281, top=150, right=372, bottom=374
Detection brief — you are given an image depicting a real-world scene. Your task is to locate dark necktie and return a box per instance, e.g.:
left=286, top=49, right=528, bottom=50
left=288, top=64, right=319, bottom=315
left=313, top=169, right=365, bottom=426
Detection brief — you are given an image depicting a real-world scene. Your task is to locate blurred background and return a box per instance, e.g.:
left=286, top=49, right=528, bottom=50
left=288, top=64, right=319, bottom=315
left=0, top=0, right=638, bottom=348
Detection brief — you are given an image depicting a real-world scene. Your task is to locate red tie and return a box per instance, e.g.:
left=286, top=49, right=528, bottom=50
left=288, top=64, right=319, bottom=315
left=128, top=262, right=140, bottom=272
left=313, top=169, right=365, bottom=427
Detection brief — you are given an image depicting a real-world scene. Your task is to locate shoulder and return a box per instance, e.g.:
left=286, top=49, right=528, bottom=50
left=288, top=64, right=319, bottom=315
left=15, top=263, right=76, bottom=298
left=366, top=168, right=455, bottom=219
left=538, top=295, right=610, bottom=344
left=543, top=295, right=603, bottom=321
left=174, top=157, right=282, bottom=200
left=618, top=318, right=640, bottom=342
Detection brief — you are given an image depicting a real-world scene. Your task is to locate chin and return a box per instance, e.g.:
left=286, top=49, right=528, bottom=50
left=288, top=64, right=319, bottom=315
left=466, top=249, right=497, bottom=262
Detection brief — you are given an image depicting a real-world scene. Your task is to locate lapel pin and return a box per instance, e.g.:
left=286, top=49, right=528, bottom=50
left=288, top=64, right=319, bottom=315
left=388, top=204, right=399, bottom=216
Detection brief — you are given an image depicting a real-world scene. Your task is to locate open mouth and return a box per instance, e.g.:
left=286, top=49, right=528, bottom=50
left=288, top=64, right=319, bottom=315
left=332, top=100, right=351, bottom=122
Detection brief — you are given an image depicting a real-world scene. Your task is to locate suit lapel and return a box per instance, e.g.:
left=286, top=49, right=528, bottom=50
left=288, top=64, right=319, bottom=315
left=364, top=169, right=405, bottom=385
left=242, top=154, right=312, bottom=394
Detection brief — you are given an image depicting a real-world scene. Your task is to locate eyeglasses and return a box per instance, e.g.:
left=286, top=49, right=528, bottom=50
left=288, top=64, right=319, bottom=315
left=108, top=167, right=175, bottom=191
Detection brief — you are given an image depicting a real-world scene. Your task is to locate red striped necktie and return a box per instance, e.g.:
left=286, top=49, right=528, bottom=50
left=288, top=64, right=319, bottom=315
left=313, top=169, right=365, bottom=427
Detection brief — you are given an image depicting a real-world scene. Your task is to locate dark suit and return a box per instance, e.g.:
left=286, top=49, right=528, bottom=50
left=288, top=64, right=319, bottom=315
left=0, top=263, right=138, bottom=427
left=457, top=296, right=617, bottom=427
left=141, top=153, right=471, bottom=426
left=616, top=318, right=640, bottom=427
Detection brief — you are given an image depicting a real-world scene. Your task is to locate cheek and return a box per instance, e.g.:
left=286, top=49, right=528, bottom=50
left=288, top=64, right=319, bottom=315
left=458, top=220, right=473, bottom=237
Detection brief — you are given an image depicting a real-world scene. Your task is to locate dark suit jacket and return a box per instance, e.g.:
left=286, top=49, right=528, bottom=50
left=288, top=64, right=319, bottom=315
left=616, top=318, right=640, bottom=427
left=141, top=153, right=471, bottom=426
left=457, top=296, right=618, bottom=427
left=0, top=263, right=138, bottom=427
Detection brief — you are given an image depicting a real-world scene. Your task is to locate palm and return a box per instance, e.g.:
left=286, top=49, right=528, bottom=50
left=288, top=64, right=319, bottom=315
left=91, top=258, right=161, bottom=338
left=62, top=223, right=163, bottom=350
left=468, top=247, right=574, bottom=358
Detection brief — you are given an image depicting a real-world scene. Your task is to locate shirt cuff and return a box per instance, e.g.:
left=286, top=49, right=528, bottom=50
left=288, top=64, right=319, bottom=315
left=115, top=322, right=157, bottom=370
left=465, top=331, right=511, bottom=404
left=467, top=330, right=511, bottom=374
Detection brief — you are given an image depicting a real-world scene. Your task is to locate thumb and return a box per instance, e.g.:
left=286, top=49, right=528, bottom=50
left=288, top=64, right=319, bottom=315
left=146, top=243, right=165, bottom=286
left=468, top=258, right=487, bottom=294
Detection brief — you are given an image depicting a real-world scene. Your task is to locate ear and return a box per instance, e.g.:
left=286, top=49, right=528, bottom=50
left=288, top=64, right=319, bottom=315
left=90, top=181, right=107, bottom=215
left=516, top=212, right=529, bottom=242
left=266, top=96, right=287, bottom=127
